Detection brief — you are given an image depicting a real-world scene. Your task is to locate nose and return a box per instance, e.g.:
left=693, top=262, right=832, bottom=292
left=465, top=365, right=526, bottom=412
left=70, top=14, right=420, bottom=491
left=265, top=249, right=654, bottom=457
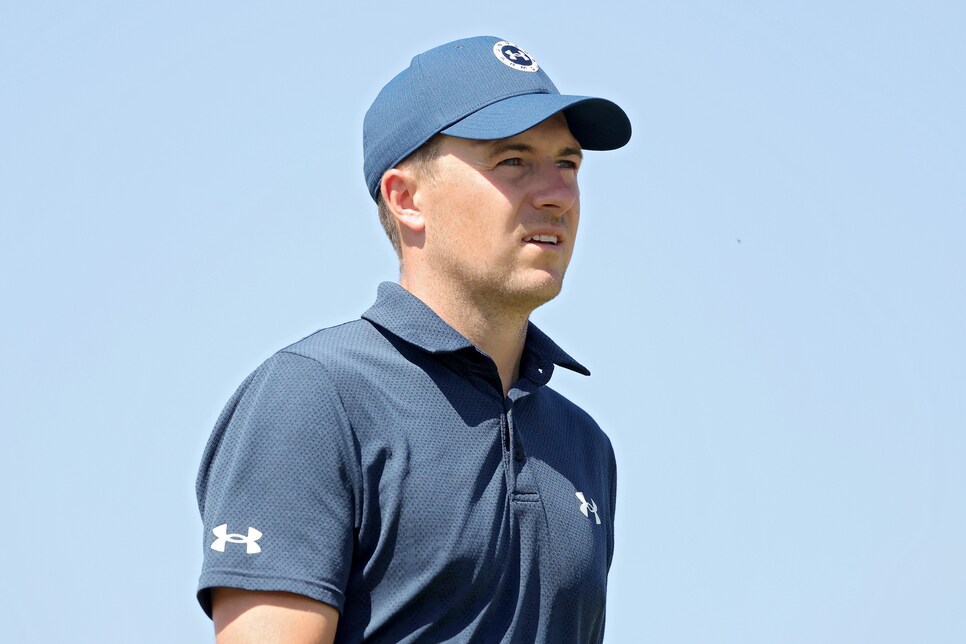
left=530, top=160, right=579, bottom=214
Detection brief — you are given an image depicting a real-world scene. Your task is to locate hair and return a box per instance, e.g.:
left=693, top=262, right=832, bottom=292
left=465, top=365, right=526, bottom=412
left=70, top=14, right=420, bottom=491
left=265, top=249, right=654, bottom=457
left=376, top=135, right=442, bottom=256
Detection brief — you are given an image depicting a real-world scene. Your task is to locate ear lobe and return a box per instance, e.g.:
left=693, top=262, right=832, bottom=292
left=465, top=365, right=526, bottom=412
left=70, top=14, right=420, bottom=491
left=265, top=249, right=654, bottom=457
left=382, top=169, right=425, bottom=234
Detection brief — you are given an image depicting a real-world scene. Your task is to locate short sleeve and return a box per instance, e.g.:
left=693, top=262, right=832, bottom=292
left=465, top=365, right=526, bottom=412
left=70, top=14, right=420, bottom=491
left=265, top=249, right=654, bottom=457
left=195, top=351, right=361, bottom=617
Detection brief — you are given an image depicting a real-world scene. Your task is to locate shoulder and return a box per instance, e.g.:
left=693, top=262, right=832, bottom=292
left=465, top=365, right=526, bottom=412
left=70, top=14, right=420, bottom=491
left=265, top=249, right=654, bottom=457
left=198, top=327, right=374, bottom=497
left=278, top=318, right=379, bottom=362
left=276, top=318, right=405, bottom=376
left=217, top=318, right=394, bottom=402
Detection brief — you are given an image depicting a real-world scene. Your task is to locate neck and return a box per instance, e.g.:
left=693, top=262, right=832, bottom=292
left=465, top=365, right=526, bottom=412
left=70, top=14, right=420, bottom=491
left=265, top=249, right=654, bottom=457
left=400, top=274, right=530, bottom=396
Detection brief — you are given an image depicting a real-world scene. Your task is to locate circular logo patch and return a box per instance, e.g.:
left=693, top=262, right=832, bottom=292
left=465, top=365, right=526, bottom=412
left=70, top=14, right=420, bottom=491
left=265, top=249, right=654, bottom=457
left=493, top=40, right=539, bottom=72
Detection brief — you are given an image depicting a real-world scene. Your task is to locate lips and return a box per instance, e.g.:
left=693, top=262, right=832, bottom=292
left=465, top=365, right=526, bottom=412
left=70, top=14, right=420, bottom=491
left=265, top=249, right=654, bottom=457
left=523, top=234, right=559, bottom=245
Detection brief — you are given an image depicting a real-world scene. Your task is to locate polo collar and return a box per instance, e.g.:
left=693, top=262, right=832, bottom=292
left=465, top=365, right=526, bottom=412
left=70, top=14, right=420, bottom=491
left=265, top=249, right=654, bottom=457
left=361, top=282, right=590, bottom=377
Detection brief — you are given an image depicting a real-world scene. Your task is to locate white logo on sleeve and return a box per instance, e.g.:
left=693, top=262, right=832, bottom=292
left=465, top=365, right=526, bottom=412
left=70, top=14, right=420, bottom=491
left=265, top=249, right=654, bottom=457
left=575, top=492, right=601, bottom=525
left=210, top=523, right=263, bottom=554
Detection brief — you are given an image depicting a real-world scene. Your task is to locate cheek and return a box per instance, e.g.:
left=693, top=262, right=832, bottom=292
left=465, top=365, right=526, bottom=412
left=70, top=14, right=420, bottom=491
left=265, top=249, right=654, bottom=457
left=426, top=191, right=488, bottom=258
left=435, top=185, right=514, bottom=242
left=568, top=196, right=581, bottom=242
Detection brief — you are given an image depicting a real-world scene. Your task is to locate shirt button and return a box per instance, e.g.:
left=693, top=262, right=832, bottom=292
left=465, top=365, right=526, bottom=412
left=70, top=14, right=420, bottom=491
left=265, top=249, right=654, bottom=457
left=514, top=447, right=524, bottom=462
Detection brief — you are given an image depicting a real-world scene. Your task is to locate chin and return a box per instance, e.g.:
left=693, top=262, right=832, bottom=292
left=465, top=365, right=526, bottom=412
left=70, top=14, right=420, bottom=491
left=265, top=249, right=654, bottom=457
left=501, top=275, right=565, bottom=312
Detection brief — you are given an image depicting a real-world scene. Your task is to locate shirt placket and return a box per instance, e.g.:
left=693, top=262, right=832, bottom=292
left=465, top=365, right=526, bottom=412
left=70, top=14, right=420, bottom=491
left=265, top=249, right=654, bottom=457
left=504, top=389, right=540, bottom=503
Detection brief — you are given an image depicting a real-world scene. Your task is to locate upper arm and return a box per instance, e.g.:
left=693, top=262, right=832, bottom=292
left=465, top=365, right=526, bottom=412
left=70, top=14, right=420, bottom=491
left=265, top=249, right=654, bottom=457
left=212, top=588, right=339, bottom=644
left=196, top=352, right=361, bottom=616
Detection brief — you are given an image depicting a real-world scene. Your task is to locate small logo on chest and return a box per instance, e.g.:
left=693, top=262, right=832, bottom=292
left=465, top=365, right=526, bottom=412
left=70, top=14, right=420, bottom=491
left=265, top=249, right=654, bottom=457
left=575, top=491, right=601, bottom=525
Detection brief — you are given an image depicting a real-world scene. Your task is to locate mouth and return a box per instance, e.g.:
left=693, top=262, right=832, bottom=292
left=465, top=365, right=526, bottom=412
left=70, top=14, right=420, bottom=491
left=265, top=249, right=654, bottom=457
left=523, top=234, right=560, bottom=246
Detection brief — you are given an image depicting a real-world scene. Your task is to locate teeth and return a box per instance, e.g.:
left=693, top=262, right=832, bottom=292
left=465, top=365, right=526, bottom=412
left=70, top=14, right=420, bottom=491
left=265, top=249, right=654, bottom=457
left=525, top=235, right=558, bottom=244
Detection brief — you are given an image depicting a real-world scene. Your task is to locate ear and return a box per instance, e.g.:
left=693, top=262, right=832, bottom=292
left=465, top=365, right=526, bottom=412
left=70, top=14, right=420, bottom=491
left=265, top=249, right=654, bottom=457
left=381, top=168, right=425, bottom=235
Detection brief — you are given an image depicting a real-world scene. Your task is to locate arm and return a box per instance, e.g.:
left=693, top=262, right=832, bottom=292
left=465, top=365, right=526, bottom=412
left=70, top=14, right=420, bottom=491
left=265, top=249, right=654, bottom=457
left=212, top=588, right=339, bottom=644
left=196, top=353, right=360, bottom=629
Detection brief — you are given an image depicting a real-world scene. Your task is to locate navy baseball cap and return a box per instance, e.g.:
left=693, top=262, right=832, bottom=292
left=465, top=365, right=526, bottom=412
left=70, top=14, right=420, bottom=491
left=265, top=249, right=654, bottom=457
left=363, top=35, right=632, bottom=201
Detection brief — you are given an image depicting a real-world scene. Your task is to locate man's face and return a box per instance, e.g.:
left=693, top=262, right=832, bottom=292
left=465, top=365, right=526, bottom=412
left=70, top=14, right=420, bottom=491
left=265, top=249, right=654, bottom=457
left=419, top=114, right=582, bottom=313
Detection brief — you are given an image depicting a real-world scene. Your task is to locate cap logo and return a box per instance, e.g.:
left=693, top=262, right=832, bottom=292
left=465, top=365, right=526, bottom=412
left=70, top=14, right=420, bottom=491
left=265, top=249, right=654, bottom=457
left=493, top=41, right=539, bottom=73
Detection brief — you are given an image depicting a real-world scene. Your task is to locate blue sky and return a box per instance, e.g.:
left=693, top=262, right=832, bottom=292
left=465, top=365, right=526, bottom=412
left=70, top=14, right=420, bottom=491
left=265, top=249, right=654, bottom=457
left=2, top=2, right=964, bottom=642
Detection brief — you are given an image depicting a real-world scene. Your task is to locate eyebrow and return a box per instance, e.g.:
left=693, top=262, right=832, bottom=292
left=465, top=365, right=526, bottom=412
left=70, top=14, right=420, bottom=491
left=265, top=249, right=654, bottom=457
left=479, top=141, right=583, bottom=159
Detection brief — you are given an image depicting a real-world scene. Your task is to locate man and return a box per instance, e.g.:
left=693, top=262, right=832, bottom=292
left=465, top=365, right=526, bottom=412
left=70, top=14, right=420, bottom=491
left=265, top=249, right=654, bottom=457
left=196, top=36, right=631, bottom=642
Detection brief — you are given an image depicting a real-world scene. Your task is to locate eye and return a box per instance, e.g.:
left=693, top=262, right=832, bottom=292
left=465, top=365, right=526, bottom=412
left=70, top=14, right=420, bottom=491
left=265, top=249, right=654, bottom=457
left=556, top=159, right=580, bottom=170
left=498, top=157, right=523, bottom=167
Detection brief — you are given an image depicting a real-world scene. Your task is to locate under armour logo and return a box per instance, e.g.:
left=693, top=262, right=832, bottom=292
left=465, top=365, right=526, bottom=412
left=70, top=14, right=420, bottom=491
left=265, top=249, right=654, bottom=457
left=210, top=523, right=262, bottom=554
left=502, top=46, right=532, bottom=64
left=492, top=40, right=539, bottom=72
left=575, top=492, right=601, bottom=525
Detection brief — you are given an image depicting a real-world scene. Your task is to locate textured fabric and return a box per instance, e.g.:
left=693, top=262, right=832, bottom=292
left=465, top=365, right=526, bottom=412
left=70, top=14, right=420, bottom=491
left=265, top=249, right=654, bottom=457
left=196, top=282, right=617, bottom=642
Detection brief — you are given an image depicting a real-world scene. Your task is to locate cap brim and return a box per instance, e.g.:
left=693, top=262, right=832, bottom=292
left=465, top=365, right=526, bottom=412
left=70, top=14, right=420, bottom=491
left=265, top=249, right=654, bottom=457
left=440, top=93, right=631, bottom=151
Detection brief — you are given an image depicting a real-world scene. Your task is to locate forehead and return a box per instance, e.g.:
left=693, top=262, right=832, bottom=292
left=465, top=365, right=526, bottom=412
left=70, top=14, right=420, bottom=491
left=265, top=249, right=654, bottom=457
left=442, top=113, right=581, bottom=155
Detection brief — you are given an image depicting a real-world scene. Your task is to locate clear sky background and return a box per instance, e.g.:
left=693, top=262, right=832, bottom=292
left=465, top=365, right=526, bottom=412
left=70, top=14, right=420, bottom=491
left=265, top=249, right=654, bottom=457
left=2, top=1, right=964, bottom=642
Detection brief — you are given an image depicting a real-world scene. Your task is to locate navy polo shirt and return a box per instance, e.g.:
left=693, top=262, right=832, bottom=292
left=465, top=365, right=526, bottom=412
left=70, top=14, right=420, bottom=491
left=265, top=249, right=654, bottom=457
left=197, top=282, right=617, bottom=642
